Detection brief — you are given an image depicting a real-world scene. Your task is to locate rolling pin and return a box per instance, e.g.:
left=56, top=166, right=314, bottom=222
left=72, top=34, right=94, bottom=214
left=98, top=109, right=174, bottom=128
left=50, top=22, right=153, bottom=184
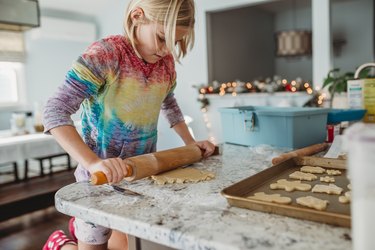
left=91, top=144, right=204, bottom=185
left=271, top=142, right=328, bottom=165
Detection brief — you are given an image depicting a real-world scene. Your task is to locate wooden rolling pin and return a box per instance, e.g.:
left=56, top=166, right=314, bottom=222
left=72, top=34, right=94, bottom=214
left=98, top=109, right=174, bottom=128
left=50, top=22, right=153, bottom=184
left=91, top=144, right=204, bottom=185
left=271, top=143, right=328, bottom=165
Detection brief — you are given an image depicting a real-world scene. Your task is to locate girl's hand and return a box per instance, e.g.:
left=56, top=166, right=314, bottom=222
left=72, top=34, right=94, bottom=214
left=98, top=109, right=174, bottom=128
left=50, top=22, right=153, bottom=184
left=195, top=140, right=215, bottom=158
left=88, top=158, right=129, bottom=184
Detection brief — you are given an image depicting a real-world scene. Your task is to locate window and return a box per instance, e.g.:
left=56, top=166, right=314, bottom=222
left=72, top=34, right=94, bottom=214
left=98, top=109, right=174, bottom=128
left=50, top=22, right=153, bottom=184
left=0, top=62, right=23, bottom=107
left=0, top=31, right=25, bottom=107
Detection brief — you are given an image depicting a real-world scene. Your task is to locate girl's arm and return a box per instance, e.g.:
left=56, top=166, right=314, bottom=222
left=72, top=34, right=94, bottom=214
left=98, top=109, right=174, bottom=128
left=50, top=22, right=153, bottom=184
left=172, top=121, right=215, bottom=158
left=50, top=125, right=129, bottom=183
left=50, top=126, right=99, bottom=169
left=44, top=39, right=126, bottom=183
left=171, top=120, right=195, bottom=145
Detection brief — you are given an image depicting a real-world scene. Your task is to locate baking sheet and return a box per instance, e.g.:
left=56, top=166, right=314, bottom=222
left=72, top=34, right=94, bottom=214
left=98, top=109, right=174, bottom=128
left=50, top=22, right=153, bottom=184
left=221, top=156, right=350, bottom=227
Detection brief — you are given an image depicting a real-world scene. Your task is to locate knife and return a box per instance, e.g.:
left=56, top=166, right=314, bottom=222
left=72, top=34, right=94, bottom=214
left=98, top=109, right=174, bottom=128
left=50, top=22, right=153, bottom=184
left=103, top=184, right=144, bottom=197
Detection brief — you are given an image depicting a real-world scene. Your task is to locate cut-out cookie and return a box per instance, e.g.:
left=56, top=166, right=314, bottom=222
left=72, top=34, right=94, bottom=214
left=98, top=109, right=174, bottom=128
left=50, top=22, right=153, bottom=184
left=339, top=191, right=351, bottom=204
left=289, top=171, right=318, bottom=181
left=151, top=168, right=215, bottom=185
left=326, top=169, right=342, bottom=176
left=312, top=184, right=343, bottom=195
left=300, top=166, right=325, bottom=174
left=296, top=196, right=329, bottom=210
left=320, top=176, right=335, bottom=183
left=347, top=184, right=352, bottom=190
left=247, top=192, right=292, bottom=204
left=270, top=179, right=311, bottom=192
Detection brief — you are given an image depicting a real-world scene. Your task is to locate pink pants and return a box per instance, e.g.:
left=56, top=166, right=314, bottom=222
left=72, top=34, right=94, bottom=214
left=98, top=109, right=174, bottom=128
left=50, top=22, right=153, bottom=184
left=74, top=217, right=112, bottom=245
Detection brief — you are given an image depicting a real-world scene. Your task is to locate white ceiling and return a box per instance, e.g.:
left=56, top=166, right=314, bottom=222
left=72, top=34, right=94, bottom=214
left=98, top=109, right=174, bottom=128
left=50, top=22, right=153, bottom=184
left=38, top=0, right=121, bottom=15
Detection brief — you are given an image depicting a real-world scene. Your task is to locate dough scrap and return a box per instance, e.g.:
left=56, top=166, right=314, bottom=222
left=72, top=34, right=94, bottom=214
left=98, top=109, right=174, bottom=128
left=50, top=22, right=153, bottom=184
left=300, top=166, right=325, bottom=174
left=347, top=184, right=352, bottom=190
left=320, top=176, right=335, bottom=183
left=312, top=184, right=343, bottom=195
left=289, top=171, right=318, bottom=181
left=296, top=196, right=329, bottom=211
left=326, top=169, right=342, bottom=176
left=270, top=179, right=311, bottom=192
left=247, top=192, right=292, bottom=204
left=339, top=191, right=351, bottom=204
left=151, top=168, right=215, bottom=185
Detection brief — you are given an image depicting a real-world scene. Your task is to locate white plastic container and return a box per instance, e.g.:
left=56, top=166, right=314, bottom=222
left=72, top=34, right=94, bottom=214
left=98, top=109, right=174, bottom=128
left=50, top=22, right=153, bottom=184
left=343, top=123, right=375, bottom=250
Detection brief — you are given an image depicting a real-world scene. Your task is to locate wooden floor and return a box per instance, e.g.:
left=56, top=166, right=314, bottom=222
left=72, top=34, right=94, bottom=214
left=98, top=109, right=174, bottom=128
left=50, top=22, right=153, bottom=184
left=0, top=206, right=70, bottom=250
left=0, top=165, right=75, bottom=250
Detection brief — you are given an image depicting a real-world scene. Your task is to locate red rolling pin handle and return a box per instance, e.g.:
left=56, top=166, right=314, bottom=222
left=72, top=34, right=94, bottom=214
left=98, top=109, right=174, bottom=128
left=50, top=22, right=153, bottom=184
left=90, top=165, right=133, bottom=185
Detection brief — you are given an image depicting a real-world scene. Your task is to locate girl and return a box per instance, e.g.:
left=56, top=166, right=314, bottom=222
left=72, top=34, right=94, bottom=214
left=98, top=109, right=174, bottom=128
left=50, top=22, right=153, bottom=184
left=42, top=0, right=215, bottom=249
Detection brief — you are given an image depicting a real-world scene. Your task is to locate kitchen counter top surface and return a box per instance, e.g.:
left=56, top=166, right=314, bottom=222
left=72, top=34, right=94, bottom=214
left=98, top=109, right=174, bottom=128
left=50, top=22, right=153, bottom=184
left=55, top=144, right=351, bottom=250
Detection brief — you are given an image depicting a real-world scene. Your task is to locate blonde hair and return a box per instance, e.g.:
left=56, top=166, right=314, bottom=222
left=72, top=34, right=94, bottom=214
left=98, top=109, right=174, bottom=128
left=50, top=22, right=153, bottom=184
left=124, top=0, right=195, bottom=60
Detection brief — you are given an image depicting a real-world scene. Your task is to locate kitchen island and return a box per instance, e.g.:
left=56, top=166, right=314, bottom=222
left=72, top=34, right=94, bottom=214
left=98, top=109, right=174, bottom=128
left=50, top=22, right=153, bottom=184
left=55, top=144, right=351, bottom=250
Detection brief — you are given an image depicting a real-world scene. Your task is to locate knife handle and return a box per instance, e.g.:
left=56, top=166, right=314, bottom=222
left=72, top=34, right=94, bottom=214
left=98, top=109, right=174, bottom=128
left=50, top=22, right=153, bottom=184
left=90, top=165, right=133, bottom=185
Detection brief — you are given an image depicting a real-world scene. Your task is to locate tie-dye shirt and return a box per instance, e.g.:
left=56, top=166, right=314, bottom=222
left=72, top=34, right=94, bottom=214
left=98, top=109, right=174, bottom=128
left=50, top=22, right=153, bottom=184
left=43, top=35, right=184, bottom=180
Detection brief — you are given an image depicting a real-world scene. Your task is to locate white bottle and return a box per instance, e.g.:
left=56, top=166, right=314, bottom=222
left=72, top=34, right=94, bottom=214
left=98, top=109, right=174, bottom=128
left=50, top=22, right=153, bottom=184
left=343, top=123, right=375, bottom=250
left=10, top=112, right=27, bottom=135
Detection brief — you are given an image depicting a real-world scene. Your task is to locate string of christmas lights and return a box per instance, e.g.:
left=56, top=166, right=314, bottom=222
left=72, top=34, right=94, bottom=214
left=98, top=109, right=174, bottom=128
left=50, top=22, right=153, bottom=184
left=195, top=77, right=325, bottom=110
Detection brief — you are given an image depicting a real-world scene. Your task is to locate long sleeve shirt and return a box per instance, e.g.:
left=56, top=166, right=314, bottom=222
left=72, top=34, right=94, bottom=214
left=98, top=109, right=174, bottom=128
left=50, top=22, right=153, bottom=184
left=43, top=35, right=184, bottom=180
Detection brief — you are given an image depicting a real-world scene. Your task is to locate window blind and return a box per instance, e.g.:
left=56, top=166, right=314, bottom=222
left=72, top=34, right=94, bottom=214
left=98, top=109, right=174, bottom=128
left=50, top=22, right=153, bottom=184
left=0, top=31, right=25, bottom=62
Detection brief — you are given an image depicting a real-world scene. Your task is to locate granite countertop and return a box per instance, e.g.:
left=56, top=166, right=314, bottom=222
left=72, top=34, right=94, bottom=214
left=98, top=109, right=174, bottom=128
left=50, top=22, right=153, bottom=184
left=55, top=144, right=351, bottom=250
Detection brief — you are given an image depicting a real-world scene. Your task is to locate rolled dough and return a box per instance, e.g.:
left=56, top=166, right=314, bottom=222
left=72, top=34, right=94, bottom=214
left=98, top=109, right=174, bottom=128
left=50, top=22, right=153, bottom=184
left=151, top=167, right=215, bottom=185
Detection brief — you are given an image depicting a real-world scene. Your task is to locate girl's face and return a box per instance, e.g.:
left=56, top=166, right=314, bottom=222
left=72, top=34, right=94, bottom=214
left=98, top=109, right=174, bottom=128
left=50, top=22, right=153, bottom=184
left=136, top=22, right=188, bottom=64
left=131, top=8, right=189, bottom=64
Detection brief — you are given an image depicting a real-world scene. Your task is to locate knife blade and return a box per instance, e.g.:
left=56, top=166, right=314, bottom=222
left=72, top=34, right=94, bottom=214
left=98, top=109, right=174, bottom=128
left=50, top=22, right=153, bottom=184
left=104, top=184, right=144, bottom=196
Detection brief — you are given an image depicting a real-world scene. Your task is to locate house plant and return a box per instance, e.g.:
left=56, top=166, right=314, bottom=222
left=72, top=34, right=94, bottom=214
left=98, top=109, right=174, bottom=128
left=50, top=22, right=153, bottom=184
left=323, top=68, right=370, bottom=108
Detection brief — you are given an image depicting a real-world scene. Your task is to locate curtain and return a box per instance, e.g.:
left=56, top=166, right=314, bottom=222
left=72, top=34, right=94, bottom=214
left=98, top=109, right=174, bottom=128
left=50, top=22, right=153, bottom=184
left=0, top=30, right=25, bottom=62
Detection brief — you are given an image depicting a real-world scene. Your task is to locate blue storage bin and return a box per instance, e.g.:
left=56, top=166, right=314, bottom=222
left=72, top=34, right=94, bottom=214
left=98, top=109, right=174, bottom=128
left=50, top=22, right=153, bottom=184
left=219, top=106, right=330, bottom=148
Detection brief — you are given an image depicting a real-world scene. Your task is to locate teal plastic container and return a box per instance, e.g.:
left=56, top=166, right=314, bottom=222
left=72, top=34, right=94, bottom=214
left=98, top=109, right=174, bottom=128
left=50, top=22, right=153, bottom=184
left=219, top=106, right=330, bottom=148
